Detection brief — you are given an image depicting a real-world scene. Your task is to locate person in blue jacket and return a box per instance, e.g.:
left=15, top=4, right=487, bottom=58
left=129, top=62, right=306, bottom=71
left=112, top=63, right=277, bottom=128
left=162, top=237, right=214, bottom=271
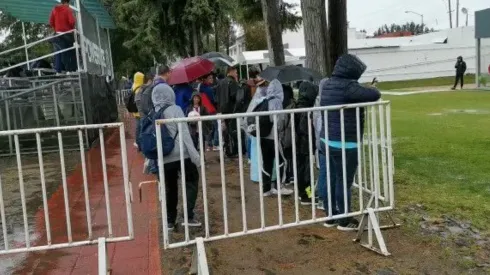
left=173, top=83, right=194, bottom=113
left=319, top=54, right=381, bottom=231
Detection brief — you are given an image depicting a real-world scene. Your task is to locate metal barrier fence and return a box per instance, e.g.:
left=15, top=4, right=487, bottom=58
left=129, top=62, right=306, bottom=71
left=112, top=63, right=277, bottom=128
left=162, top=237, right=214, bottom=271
left=116, top=89, right=131, bottom=107
left=0, top=123, right=133, bottom=273
left=155, top=100, right=397, bottom=261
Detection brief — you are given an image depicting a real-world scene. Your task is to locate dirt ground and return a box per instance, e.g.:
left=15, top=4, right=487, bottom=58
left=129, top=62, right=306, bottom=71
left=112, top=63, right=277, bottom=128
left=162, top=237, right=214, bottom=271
left=161, top=153, right=489, bottom=275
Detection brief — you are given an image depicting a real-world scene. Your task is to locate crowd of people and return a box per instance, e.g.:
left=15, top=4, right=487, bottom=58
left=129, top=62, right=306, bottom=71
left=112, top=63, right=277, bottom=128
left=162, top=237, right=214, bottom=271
left=125, top=53, right=381, bottom=232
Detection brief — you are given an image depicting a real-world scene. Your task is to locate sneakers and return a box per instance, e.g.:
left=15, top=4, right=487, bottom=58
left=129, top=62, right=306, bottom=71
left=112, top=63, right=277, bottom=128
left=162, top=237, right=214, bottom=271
left=323, top=220, right=338, bottom=228
left=317, top=201, right=325, bottom=210
left=263, top=188, right=294, bottom=197
left=337, top=218, right=360, bottom=232
left=133, top=142, right=138, bottom=148
left=167, top=223, right=175, bottom=231
left=182, top=218, right=202, bottom=227
left=212, top=146, right=220, bottom=151
left=300, top=196, right=318, bottom=206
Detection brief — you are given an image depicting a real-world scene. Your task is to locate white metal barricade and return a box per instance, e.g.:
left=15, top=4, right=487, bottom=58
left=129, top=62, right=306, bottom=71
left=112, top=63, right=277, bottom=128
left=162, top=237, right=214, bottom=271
left=116, top=89, right=131, bottom=106
left=155, top=100, right=398, bottom=265
left=0, top=123, right=133, bottom=274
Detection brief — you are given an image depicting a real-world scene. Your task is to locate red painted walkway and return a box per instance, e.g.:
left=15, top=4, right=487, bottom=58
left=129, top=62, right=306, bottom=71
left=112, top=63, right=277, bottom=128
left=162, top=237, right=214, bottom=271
left=12, top=114, right=161, bottom=274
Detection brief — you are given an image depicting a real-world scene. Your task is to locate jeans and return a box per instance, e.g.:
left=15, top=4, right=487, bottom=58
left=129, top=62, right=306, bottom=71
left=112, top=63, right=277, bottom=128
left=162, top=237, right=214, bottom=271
left=160, top=159, right=199, bottom=224
left=318, top=148, right=358, bottom=216
left=52, top=33, right=77, bottom=72
left=247, top=136, right=252, bottom=160
left=208, top=121, right=219, bottom=147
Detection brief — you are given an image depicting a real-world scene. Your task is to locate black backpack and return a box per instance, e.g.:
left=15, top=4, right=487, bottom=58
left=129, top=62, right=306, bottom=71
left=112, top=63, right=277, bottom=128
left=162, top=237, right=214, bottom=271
left=124, top=90, right=138, bottom=113
left=246, top=98, right=274, bottom=138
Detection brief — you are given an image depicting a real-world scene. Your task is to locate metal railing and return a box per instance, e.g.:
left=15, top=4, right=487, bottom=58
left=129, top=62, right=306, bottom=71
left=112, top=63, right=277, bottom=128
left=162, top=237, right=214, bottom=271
left=0, top=123, right=133, bottom=274
left=0, top=29, right=83, bottom=75
left=116, top=89, right=131, bottom=106
left=155, top=100, right=397, bottom=261
left=0, top=77, right=87, bottom=155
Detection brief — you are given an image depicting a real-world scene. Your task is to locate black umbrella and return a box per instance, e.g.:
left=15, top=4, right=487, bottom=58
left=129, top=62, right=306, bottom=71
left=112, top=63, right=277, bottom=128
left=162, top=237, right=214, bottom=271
left=259, top=65, right=323, bottom=83
left=201, top=52, right=234, bottom=63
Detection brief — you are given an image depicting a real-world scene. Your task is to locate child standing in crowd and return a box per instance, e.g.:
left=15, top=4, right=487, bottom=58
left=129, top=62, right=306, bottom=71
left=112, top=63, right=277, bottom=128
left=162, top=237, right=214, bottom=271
left=187, top=92, right=210, bottom=149
left=319, top=54, right=380, bottom=231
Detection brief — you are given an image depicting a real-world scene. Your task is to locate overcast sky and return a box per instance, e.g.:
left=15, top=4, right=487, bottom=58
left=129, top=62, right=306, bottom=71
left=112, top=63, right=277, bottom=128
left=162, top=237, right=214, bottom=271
left=287, top=0, right=489, bottom=34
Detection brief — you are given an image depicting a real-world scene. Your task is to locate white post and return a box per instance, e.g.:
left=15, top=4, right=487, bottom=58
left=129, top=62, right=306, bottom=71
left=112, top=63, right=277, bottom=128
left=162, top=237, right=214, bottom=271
left=75, top=0, right=87, bottom=72
left=106, top=29, right=115, bottom=78
left=246, top=62, right=250, bottom=80
left=476, top=38, right=481, bottom=87
left=22, top=22, right=30, bottom=70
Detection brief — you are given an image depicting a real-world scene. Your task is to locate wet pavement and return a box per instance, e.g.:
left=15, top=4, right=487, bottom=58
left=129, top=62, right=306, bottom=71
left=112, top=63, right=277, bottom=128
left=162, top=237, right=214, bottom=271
left=0, top=112, right=161, bottom=274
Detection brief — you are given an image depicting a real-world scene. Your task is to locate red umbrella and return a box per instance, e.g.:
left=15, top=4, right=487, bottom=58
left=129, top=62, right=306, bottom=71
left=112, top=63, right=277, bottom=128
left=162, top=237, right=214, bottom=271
left=167, top=57, right=215, bottom=85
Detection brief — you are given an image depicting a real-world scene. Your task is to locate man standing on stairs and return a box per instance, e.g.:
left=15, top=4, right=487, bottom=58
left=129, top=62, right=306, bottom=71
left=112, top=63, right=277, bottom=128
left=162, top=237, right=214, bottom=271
left=49, top=0, right=77, bottom=73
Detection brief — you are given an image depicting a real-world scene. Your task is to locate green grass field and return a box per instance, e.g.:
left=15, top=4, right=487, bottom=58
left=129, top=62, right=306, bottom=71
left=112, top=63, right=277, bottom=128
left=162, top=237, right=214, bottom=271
left=386, top=91, right=490, bottom=230
left=375, top=74, right=476, bottom=90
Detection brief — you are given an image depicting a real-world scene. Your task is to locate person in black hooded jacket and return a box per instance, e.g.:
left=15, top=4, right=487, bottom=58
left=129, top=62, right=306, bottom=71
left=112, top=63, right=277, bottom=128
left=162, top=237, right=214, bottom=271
left=319, top=54, right=381, bottom=231
left=294, top=81, right=319, bottom=204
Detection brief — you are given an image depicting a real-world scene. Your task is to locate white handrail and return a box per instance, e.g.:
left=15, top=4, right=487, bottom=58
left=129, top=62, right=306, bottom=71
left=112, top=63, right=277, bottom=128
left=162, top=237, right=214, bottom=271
left=0, top=44, right=78, bottom=74
left=0, top=29, right=77, bottom=57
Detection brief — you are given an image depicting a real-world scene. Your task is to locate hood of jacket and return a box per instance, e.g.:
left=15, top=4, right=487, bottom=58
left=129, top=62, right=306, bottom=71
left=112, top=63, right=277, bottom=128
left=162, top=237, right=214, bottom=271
left=297, top=81, right=318, bottom=108
left=266, top=79, right=284, bottom=112
left=132, top=72, right=145, bottom=92
left=152, top=82, right=175, bottom=112
left=331, top=54, right=367, bottom=80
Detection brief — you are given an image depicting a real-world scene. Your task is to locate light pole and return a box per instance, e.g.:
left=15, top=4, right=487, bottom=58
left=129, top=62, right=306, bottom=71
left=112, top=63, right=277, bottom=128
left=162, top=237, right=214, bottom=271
left=405, top=10, right=424, bottom=26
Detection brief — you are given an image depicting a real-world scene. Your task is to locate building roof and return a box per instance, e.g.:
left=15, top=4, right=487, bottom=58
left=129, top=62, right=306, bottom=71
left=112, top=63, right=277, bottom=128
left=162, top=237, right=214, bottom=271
left=238, top=50, right=299, bottom=65
left=0, top=0, right=115, bottom=29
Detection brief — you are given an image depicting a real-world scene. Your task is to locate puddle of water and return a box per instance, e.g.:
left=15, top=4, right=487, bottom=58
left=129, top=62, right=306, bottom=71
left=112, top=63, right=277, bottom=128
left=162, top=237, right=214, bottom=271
left=0, top=153, right=78, bottom=274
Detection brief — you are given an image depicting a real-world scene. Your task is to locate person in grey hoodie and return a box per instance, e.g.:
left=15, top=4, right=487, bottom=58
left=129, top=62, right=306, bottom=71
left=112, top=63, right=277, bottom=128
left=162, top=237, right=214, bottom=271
left=258, top=79, right=294, bottom=196
left=152, top=82, right=202, bottom=230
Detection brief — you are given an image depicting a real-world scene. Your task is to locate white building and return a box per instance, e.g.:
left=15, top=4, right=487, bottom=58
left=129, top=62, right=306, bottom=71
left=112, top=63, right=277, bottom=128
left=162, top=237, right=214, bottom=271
left=229, top=25, right=490, bottom=82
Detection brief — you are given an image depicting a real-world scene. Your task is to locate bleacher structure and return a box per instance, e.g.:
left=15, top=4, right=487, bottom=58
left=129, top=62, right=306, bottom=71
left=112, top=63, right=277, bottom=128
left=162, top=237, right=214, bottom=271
left=0, top=0, right=118, bottom=155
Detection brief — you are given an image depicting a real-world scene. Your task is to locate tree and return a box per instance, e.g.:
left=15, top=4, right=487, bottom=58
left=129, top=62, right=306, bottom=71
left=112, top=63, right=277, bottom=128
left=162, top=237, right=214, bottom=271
left=301, top=0, right=329, bottom=76
left=244, top=23, right=268, bottom=51
left=373, top=22, right=435, bottom=37
left=0, top=13, right=51, bottom=67
left=261, top=0, right=285, bottom=66
left=328, top=0, right=348, bottom=72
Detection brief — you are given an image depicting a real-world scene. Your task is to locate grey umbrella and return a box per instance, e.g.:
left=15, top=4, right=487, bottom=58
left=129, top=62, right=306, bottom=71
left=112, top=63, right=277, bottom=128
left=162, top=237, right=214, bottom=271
left=201, top=52, right=234, bottom=63
left=259, top=65, right=323, bottom=83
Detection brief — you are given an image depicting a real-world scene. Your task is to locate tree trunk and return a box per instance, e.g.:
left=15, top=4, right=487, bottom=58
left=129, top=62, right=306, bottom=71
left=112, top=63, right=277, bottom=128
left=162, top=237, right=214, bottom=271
left=214, top=20, right=219, bottom=52
left=261, top=0, right=285, bottom=66
left=192, top=21, right=199, bottom=56
left=328, top=0, right=348, bottom=72
left=301, top=0, right=329, bottom=76
left=226, top=20, right=231, bottom=56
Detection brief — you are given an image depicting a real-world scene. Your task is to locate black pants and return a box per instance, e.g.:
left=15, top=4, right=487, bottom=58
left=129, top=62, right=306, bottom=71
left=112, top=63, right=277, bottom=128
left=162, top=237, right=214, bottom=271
left=296, top=154, right=311, bottom=198
left=283, top=147, right=293, bottom=182
left=260, top=138, right=285, bottom=192
left=453, top=73, right=464, bottom=89
left=163, top=159, right=199, bottom=224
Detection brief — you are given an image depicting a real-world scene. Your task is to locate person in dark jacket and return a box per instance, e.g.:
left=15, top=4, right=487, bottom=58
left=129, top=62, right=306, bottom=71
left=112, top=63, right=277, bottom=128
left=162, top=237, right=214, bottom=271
left=295, top=81, right=319, bottom=204
left=216, top=67, right=241, bottom=157
left=319, top=54, right=381, bottom=231
left=452, top=56, right=467, bottom=90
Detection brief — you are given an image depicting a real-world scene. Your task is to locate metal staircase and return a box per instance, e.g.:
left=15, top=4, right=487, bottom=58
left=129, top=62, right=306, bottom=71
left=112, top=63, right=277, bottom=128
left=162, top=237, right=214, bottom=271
left=0, top=74, right=86, bottom=155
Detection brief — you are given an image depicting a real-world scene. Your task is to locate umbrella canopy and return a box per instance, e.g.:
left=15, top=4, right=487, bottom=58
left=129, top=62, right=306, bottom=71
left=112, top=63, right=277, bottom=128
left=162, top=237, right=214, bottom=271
left=168, top=57, right=215, bottom=85
left=207, top=57, right=235, bottom=67
left=201, top=52, right=234, bottom=63
left=259, top=65, right=323, bottom=83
